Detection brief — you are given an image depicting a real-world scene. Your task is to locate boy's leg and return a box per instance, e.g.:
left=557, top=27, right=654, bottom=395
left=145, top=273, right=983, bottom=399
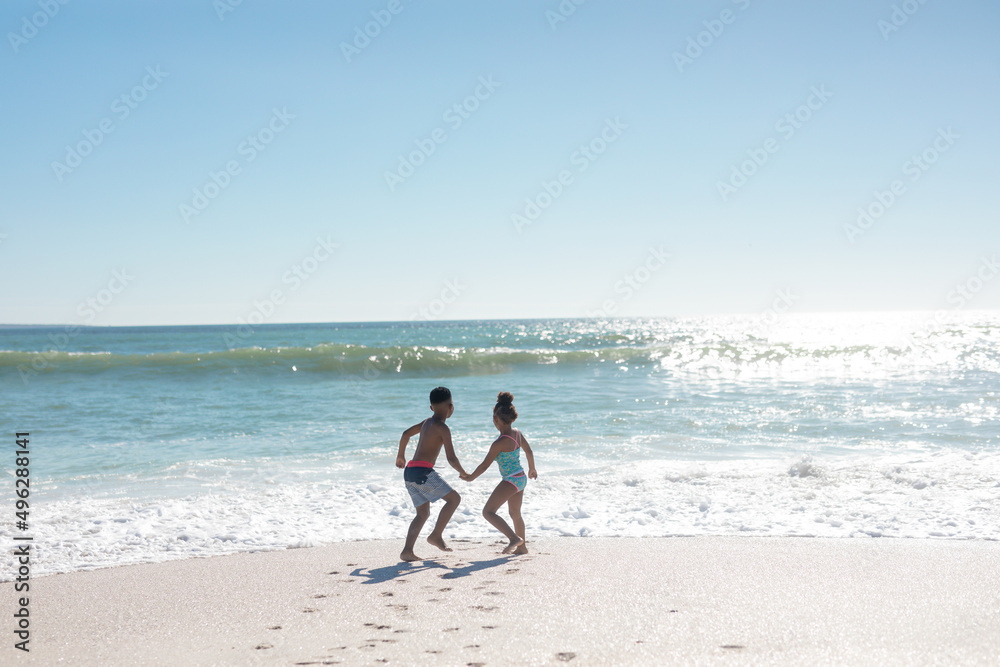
left=427, top=489, right=460, bottom=552
left=507, top=490, right=528, bottom=554
left=401, top=502, right=430, bottom=562
left=482, top=482, right=523, bottom=553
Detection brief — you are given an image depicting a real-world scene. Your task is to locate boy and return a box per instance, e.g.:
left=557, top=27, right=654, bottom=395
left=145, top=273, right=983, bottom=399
left=395, top=386, right=467, bottom=562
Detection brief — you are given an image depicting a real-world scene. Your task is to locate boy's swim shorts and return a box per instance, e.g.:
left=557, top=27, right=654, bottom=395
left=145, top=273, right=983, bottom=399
left=403, top=466, right=453, bottom=507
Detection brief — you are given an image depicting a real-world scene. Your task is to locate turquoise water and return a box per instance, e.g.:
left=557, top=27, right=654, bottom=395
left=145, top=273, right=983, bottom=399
left=2, top=313, right=999, bottom=577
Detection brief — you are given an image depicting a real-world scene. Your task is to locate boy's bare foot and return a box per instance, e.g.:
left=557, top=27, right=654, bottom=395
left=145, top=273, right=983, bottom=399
left=400, top=550, right=421, bottom=562
left=502, top=537, right=525, bottom=554
left=427, top=534, right=453, bottom=552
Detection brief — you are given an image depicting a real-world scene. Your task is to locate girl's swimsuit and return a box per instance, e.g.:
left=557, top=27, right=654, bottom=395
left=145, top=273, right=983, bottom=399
left=495, top=429, right=527, bottom=492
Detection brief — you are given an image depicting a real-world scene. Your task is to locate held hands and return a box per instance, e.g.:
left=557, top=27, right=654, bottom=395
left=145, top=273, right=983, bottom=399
left=459, top=472, right=473, bottom=482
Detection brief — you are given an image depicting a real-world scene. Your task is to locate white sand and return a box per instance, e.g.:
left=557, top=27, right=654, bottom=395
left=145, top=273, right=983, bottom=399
left=3, top=537, right=999, bottom=665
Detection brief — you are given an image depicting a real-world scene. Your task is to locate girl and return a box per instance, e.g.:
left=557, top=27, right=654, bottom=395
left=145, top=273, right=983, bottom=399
left=461, top=391, right=537, bottom=554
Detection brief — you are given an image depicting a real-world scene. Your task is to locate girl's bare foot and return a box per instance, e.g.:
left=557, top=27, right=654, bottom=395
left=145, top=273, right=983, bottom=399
left=400, top=550, right=421, bottom=562
left=427, top=534, right=452, bottom=552
left=513, top=543, right=528, bottom=555
left=502, top=536, right=525, bottom=554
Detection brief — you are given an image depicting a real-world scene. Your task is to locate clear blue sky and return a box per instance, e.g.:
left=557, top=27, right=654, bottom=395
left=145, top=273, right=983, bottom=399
left=2, top=0, right=998, bottom=325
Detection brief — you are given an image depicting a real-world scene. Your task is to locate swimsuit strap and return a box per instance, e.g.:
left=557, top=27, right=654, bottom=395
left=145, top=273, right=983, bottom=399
left=499, top=430, right=520, bottom=449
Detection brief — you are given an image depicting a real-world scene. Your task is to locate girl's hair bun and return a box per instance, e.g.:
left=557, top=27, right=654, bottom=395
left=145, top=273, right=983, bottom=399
left=494, top=391, right=518, bottom=422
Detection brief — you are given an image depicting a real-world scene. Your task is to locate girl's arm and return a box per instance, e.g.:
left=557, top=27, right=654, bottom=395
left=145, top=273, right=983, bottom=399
left=462, top=440, right=503, bottom=481
left=520, top=434, right=537, bottom=479
left=396, top=420, right=424, bottom=468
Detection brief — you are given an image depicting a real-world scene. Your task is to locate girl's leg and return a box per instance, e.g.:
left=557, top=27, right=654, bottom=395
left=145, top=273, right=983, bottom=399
left=482, top=482, right=523, bottom=552
left=507, top=490, right=528, bottom=554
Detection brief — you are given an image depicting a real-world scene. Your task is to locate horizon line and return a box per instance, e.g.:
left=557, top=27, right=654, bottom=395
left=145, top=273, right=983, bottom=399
left=2, top=307, right=997, bottom=329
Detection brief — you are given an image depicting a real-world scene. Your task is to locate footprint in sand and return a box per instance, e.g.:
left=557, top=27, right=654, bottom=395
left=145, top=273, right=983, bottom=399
left=468, top=662, right=486, bottom=666
left=470, top=605, right=497, bottom=612
left=481, top=626, right=497, bottom=630
left=428, top=598, right=441, bottom=602
left=464, top=644, right=480, bottom=649
left=485, top=591, right=503, bottom=596
left=267, top=625, right=282, bottom=630
left=387, top=604, right=409, bottom=611
left=254, top=643, right=273, bottom=650
left=556, top=652, right=576, bottom=662
left=443, top=627, right=460, bottom=632
left=302, top=608, right=319, bottom=613
left=504, top=569, right=519, bottom=574
left=312, top=594, right=329, bottom=599
left=328, top=571, right=340, bottom=575
left=425, top=649, right=442, bottom=654
left=439, top=587, right=452, bottom=592
left=381, top=591, right=394, bottom=597
left=721, top=645, right=745, bottom=650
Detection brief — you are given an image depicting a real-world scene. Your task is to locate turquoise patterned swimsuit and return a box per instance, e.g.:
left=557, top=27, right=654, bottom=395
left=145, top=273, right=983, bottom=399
left=495, top=429, right=527, bottom=492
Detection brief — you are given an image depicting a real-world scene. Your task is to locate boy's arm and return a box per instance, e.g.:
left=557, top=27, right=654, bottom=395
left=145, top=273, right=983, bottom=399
left=521, top=435, right=537, bottom=479
left=464, top=441, right=502, bottom=481
left=441, top=426, right=467, bottom=476
left=396, top=421, right=424, bottom=468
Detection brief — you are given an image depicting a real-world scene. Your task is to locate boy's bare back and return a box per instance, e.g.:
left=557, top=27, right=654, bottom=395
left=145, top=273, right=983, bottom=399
left=411, top=417, right=451, bottom=464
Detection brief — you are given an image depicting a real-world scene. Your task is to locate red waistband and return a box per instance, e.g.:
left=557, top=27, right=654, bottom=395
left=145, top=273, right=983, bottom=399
left=406, top=460, right=434, bottom=468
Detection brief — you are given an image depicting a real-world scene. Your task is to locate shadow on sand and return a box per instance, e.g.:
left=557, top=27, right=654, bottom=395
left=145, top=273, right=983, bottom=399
left=352, top=555, right=514, bottom=584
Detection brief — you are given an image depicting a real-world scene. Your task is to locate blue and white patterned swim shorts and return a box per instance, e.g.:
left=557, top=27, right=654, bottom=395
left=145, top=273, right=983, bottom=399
left=403, top=466, right=453, bottom=507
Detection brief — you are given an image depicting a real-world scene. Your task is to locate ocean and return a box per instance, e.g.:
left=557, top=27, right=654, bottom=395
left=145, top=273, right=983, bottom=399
left=2, top=312, right=998, bottom=578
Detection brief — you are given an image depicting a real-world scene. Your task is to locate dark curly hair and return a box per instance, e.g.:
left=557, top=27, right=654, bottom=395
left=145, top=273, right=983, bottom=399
left=493, top=391, right=518, bottom=423
left=429, top=386, right=451, bottom=405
